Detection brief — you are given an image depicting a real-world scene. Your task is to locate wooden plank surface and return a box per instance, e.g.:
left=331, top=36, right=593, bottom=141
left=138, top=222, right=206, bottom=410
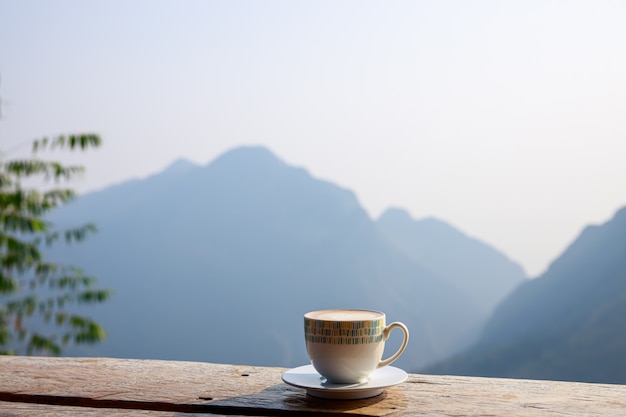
left=0, top=401, right=176, bottom=417
left=1, top=356, right=625, bottom=416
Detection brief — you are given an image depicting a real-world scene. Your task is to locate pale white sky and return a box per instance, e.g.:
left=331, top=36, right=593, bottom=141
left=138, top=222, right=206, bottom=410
left=2, top=0, right=626, bottom=277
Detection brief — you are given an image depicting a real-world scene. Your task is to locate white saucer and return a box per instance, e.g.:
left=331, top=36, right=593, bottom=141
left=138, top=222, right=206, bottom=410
left=281, top=365, right=407, bottom=400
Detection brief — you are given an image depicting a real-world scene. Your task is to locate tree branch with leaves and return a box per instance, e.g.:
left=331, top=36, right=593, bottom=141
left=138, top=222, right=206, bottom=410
left=0, top=134, right=111, bottom=355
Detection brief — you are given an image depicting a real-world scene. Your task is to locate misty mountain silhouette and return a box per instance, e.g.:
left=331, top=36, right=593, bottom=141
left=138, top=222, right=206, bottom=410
left=47, top=146, right=525, bottom=370
left=377, top=208, right=526, bottom=316
left=424, top=207, right=626, bottom=383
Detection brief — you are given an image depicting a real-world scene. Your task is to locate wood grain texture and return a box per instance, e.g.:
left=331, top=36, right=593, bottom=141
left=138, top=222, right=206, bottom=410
left=0, top=401, right=176, bottom=417
left=1, top=356, right=625, bottom=416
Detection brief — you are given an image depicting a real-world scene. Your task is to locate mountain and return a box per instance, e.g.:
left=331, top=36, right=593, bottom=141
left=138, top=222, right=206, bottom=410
left=424, top=207, right=626, bottom=383
left=45, top=146, right=521, bottom=370
left=377, top=208, right=526, bottom=316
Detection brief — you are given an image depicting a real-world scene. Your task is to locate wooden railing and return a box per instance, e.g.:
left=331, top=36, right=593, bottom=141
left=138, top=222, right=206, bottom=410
left=1, top=356, right=625, bottom=416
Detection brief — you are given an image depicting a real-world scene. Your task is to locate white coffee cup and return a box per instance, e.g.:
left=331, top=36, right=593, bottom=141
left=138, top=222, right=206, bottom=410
left=304, top=309, right=409, bottom=384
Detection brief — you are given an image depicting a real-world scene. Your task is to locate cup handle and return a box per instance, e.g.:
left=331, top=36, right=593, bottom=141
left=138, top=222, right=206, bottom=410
left=378, top=322, right=409, bottom=368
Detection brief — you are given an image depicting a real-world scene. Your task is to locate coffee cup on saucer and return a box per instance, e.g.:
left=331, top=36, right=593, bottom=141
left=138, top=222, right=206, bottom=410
left=304, top=309, right=409, bottom=384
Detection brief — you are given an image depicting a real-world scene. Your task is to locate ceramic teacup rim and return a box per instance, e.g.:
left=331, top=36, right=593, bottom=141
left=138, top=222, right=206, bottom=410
left=304, top=309, right=386, bottom=322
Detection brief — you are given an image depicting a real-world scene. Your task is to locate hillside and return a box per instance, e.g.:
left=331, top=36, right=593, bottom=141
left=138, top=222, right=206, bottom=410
left=424, top=207, right=626, bottom=383
left=377, top=208, right=526, bottom=316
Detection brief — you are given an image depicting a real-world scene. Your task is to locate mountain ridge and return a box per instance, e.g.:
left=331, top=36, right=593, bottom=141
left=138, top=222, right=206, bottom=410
left=46, top=145, right=527, bottom=371
left=377, top=207, right=526, bottom=316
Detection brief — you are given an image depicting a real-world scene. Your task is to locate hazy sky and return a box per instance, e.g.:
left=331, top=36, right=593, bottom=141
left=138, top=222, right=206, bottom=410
left=2, top=0, right=626, bottom=277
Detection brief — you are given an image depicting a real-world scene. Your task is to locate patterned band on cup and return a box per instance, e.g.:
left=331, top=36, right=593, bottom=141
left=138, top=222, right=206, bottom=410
left=304, top=318, right=384, bottom=345
left=305, top=334, right=384, bottom=344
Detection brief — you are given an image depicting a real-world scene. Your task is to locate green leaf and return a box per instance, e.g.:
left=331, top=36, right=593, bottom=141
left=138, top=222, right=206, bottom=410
left=63, top=223, right=97, bottom=244
left=73, top=321, right=106, bottom=345
left=1, top=134, right=109, bottom=356
left=32, top=134, right=101, bottom=152
left=55, top=313, right=67, bottom=326
left=27, top=334, right=61, bottom=356
left=0, top=272, right=19, bottom=294
left=77, top=289, right=111, bottom=304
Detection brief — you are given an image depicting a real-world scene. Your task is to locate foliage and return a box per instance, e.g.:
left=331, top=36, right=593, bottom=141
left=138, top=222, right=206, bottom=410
left=0, top=134, right=111, bottom=355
